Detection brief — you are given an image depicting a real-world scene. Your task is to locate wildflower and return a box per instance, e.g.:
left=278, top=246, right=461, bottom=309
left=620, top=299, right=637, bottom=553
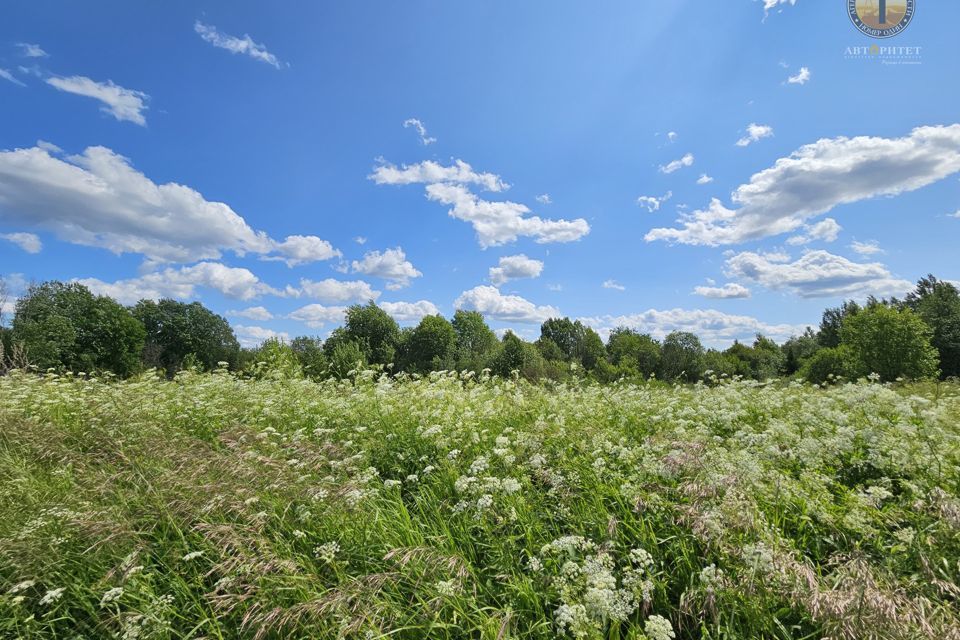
left=383, top=479, right=401, bottom=489
left=100, top=586, right=124, bottom=607
left=8, top=580, right=35, bottom=594
left=315, top=541, right=340, bottom=563
left=182, top=551, right=204, bottom=561
left=501, top=478, right=522, bottom=494
left=644, top=615, right=675, bottom=640
left=476, top=494, right=494, bottom=510
left=434, top=579, right=458, bottom=597
left=405, top=474, right=419, bottom=483
left=39, top=587, right=65, bottom=605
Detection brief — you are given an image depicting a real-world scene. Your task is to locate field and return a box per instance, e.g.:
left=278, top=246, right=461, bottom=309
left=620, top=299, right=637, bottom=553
left=1, top=371, right=959, bottom=640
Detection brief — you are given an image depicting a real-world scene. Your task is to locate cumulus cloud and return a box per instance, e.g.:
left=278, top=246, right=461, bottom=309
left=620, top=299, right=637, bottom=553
left=227, top=306, right=274, bottom=321
left=46, top=76, right=148, bottom=125
left=455, top=286, right=559, bottom=324
left=372, top=159, right=589, bottom=247
left=234, top=324, right=289, bottom=348
left=697, top=174, right=714, bottom=185
left=646, top=126, right=960, bottom=246
left=0, top=143, right=339, bottom=265
left=489, top=254, right=544, bottom=285
left=786, top=217, right=842, bottom=245
left=403, top=118, right=436, bottom=145
left=17, top=43, right=48, bottom=58
left=1, top=232, right=42, bottom=253
left=602, top=280, right=626, bottom=291
left=380, top=300, right=441, bottom=323
left=724, top=249, right=913, bottom=299
left=194, top=21, right=282, bottom=68
left=948, top=210, right=960, bottom=219
left=787, top=67, right=811, bottom=85
left=351, top=247, right=422, bottom=289
left=736, top=123, right=774, bottom=147
left=693, top=283, right=751, bottom=299
left=370, top=159, right=508, bottom=192
left=581, top=308, right=806, bottom=347
left=266, top=235, right=342, bottom=267
left=659, top=153, right=694, bottom=174
left=287, top=303, right=346, bottom=329
left=850, top=240, right=884, bottom=256
left=299, top=278, right=379, bottom=303
left=0, top=69, right=26, bottom=87
left=77, top=262, right=285, bottom=305
left=636, top=191, right=673, bottom=212
left=536, top=194, right=552, bottom=204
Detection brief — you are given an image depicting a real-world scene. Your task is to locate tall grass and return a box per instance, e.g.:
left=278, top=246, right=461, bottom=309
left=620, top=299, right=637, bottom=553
left=1, top=369, right=958, bottom=639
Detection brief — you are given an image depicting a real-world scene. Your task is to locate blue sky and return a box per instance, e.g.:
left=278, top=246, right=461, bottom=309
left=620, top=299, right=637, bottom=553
left=1, top=0, right=958, bottom=347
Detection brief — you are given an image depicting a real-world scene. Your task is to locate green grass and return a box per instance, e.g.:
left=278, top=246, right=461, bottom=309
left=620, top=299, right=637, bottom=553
left=1, top=370, right=959, bottom=639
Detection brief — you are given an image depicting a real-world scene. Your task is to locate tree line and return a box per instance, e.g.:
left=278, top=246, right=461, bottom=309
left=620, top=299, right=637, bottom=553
left=1, top=275, right=958, bottom=384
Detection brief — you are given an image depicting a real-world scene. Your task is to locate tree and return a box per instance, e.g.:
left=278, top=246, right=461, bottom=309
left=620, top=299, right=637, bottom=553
left=539, top=317, right=605, bottom=370
left=660, top=331, right=705, bottom=382
left=904, top=275, right=960, bottom=379
left=12, top=281, right=145, bottom=376
left=340, top=302, right=400, bottom=366
left=579, top=327, right=606, bottom=371
left=491, top=331, right=526, bottom=377
left=751, top=334, right=785, bottom=380
left=328, top=339, right=366, bottom=379
left=840, top=304, right=938, bottom=381
left=782, top=328, right=820, bottom=376
left=402, top=315, right=456, bottom=374
left=819, top=301, right=861, bottom=348
left=451, top=310, right=498, bottom=370
left=802, top=346, right=854, bottom=384
left=133, top=299, right=239, bottom=375
left=290, top=336, right=327, bottom=379
left=606, top=328, right=661, bottom=378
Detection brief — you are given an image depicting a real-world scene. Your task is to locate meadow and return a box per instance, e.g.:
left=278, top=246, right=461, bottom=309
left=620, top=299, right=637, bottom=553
left=1, top=370, right=959, bottom=640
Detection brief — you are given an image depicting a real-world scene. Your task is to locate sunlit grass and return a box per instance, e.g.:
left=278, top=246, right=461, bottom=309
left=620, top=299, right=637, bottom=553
left=1, top=370, right=958, bottom=639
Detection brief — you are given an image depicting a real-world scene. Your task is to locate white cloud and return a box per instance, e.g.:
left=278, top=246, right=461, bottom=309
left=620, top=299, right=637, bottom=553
left=455, top=285, right=559, bottom=324
left=17, top=43, right=48, bottom=58
left=697, top=174, right=714, bottom=185
left=234, top=325, right=289, bottom=348
left=736, top=123, right=774, bottom=147
left=602, top=280, right=626, bottom=291
left=693, top=283, right=751, bottom=299
left=372, top=159, right=588, bottom=247
left=0, top=69, right=26, bottom=87
left=786, top=217, right=842, bottom=245
left=1, top=232, right=42, bottom=253
left=536, top=194, right=552, bottom=204
left=194, top=21, right=282, bottom=69
left=489, top=254, right=544, bottom=285
left=403, top=118, right=436, bottom=145
left=46, top=76, right=148, bottom=126
left=265, top=235, right=341, bottom=267
left=547, top=284, right=563, bottom=292
left=850, top=240, right=884, bottom=256
left=581, top=308, right=806, bottom=347
left=761, top=0, right=798, bottom=16
left=299, top=278, right=380, bottom=303
left=227, top=306, right=274, bottom=321
left=636, top=191, right=673, bottom=212
left=425, top=183, right=590, bottom=248
left=948, top=210, right=960, bottom=219
left=787, top=67, right=811, bottom=85
left=35, top=140, right=62, bottom=154
left=0, top=143, right=341, bottom=265
left=351, top=247, right=422, bottom=289
left=646, top=125, right=960, bottom=246
left=667, top=131, right=678, bottom=143
left=724, top=249, right=913, bottom=299
left=659, top=153, right=694, bottom=174
left=354, top=236, right=367, bottom=244
left=380, top=300, right=441, bottom=323
left=77, top=262, right=284, bottom=305
left=287, top=303, right=346, bottom=329
left=370, top=159, right=508, bottom=192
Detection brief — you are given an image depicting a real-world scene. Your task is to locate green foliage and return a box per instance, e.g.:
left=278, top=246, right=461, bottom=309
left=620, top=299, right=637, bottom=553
left=539, top=317, right=607, bottom=371
left=327, top=338, right=366, bottom=379
left=840, top=304, right=939, bottom=382
left=606, top=328, right=661, bottom=378
left=782, top=328, right=821, bottom=376
left=289, top=336, right=328, bottom=380
left=401, top=315, right=456, bottom=374
left=905, top=275, right=960, bottom=379
left=2, top=372, right=959, bottom=639
left=490, top=331, right=527, bottom=377
left=11, top=281, right=144, bottom=376
left=132, top=299, right=239, bottom=376
left=451, top=310, right=498, bottom=371
left=340, top=302, right=401, bottom=366
left=660, top=331, right=705, bottom=382
left=248, top=338, right=303, bottom=379
left=802, top=345, right=854, bottom=384
left=818, top=301, right=861, bottom=348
